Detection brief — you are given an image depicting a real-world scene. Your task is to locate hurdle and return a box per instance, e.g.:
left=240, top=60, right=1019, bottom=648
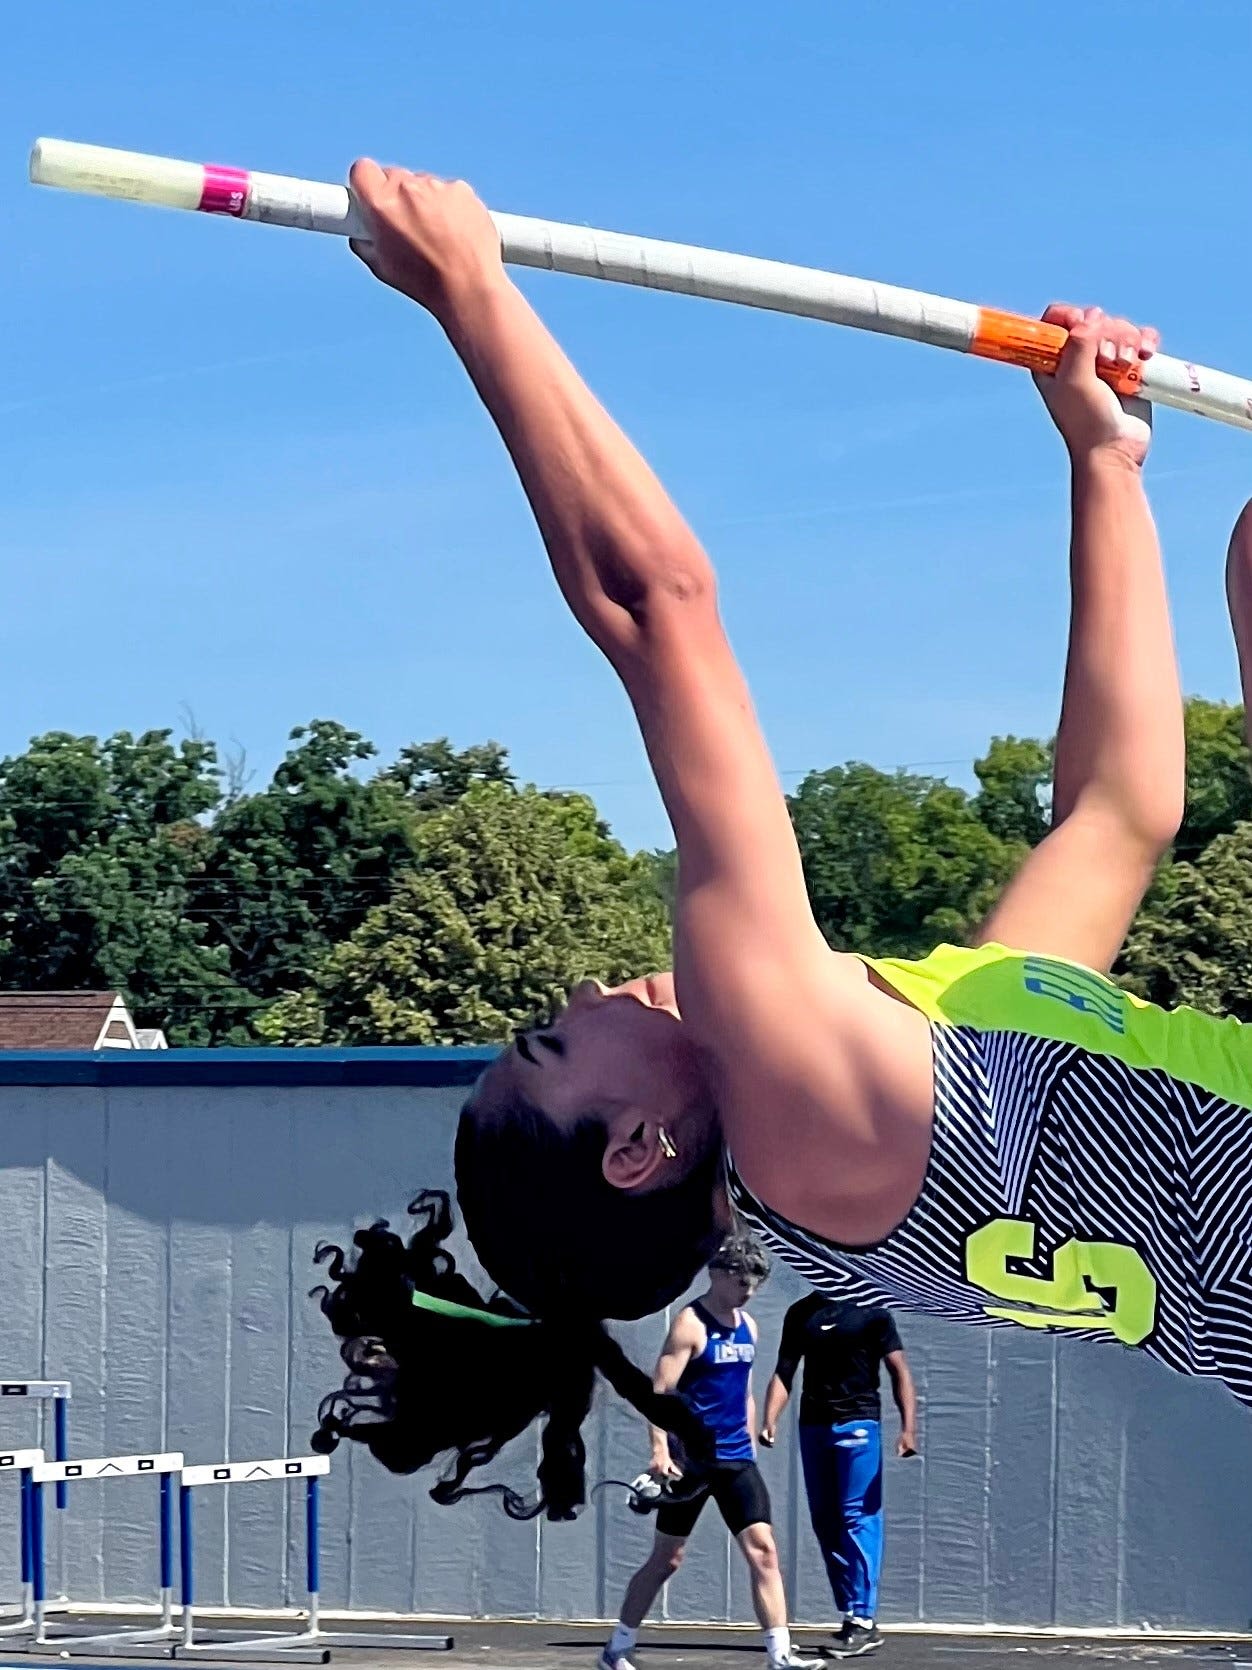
left=25, top=1451, right=182, bottom=1655
left=0, top=1385, right=70, bottom=1509
left=0, top=1384, right=70, bottom=1621
left=173, top=1455, right=452, bottom=1661
left=0, top=1452, right=41, bottom=1640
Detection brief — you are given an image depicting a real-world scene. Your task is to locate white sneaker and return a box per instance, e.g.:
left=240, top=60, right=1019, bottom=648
left=598, top=1651, right=637, bottom=1670
left=769, top=1653, right=824, bottom=1669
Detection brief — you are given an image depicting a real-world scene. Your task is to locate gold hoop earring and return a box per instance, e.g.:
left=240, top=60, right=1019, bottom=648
left=657, top=1126, right=678, bottom=1160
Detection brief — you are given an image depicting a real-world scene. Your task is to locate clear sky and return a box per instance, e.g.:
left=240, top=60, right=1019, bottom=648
left=5, top=1, right=1252, bottom=851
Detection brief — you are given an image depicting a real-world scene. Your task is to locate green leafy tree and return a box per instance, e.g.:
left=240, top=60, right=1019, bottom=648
left=1, top=691, right=1245, bottom=1052
left=974, top=735, right=1052, bottom=846
left=0, top=729, right=241, bottom=1044
left=787, top=762, right=1023, bottom=958
left=257, top=783, right=671, bottom=1045
left=1118, top=822, right=1252, bottom=1020
left=969, top=703, right=1252, bottom=861
left=1177, top=699, right=1252, bottom=863
left=648, top=741, right=1048, bottom=948
left=187, top=722, right=421, bottom=1038
left=644, top=847, right=678, bottom=917
left=377, top=737, right=514, bottom=809
left=0, top=724, right=525, bottom=1046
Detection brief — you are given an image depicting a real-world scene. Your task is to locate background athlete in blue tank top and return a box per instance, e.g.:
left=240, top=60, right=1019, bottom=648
left=675, top=1295, right=756, bottom=1461
left=599, top=1236, right=814, bottom=1670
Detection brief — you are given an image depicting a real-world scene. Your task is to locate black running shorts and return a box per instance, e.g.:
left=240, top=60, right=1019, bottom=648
left=655, top=1460, right=772, bottom=1539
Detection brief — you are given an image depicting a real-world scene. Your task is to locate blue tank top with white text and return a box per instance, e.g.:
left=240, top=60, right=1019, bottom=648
left=677, top=1301, right=755, bottom=1462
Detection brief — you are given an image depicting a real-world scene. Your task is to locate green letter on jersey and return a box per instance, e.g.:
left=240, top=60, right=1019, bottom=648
left=965, top=1218, right=1157, bottom=1346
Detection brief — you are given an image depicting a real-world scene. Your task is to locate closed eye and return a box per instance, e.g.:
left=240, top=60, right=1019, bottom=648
left=515, top=1031, right=565, bottom=1066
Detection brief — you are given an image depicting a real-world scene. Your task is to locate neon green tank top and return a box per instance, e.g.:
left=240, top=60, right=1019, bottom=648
left=864, top=940, right=1252, bottom=1111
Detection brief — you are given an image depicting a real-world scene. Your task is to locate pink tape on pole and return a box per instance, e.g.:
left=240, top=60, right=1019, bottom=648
left=198, top=164, right=249, bottom=217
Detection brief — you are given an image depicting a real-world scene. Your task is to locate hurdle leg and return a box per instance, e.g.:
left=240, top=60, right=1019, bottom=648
left=17, top=1469, right=32, bottom=1628
left=29, top=1458, right=182, bottom=1657
left=296, top=1476, right=451, bottom=1654
left=56, top=1473, right=179, bottom=1655
left=0, top=1380, right=70, bottom=1617
left=0, top=1469, right=35, bottom=1639
left=180, top=1480, right=195, bottom=1650
left=168, top=1455, right=448, bottom=1661
left=171, top=1479, right=326, bottom=1663
left=52, top=1399, right=67, bottom=1513
left=51, top=1394, right=69, bottom=1611
left=30, top=1478, right=46, bottom=1647
left=306, top=1475, right=318, bottom=1637
left=160, top=1471, right=175, bottom=1631
left=19, top=1469, right=33, bottom=1630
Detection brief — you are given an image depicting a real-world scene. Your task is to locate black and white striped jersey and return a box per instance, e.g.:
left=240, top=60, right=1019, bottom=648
left=726, top=943, right=1252, bottom=1408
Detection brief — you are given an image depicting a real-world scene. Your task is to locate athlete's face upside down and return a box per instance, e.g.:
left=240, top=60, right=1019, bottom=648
left=499, top=974, right=717, bottom=1175
left=455, top=976, right=728, bottom=1321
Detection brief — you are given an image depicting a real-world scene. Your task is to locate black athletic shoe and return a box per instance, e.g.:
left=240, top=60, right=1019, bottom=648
left=827, top=1620, right=881, bottom=1658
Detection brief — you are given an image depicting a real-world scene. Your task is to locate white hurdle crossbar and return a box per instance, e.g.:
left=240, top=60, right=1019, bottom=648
left=0, top=1451, right=42, bottom=1639
left=174, top=1455, right=452, bottom=1661
left=26, top=1451, right=183, bottom=1655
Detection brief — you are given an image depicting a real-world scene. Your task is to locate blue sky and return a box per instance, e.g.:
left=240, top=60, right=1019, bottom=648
left=5, top=1, right=1252, bottom=851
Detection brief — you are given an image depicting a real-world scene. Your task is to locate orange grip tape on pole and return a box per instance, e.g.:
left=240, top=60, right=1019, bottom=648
left=970, top=308, right=1145, bottom=397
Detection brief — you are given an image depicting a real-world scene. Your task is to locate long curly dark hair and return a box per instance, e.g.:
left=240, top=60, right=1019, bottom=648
left=311, top=1087, right=723, bottom=1520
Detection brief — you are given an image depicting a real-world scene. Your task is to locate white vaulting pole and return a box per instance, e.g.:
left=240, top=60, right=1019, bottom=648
left=28, top=137, right=1252, bottom=434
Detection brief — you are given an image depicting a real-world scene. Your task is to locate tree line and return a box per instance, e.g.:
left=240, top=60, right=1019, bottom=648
left=1, top=703, right=1248, bottom=1047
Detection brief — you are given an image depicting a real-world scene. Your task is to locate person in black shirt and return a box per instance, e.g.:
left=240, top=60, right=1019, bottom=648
left=761, top=1297, right=916, bottom=1659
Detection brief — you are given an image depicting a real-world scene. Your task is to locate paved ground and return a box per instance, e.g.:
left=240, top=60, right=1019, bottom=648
left=414, top=1621, right=1252, bottom=1667
left=4, top=1619, right=1252, bottom=1670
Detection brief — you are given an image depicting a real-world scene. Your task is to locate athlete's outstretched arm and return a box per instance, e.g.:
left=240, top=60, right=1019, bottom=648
left=974, top=307, right=1183, bottom=972
left=1224, top=500, right=1252, bottom=743
left=347, top=165, right=864, bottom=1018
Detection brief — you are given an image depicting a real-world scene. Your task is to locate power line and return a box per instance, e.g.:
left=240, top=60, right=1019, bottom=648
left=0, top=753, right=995, bottom=813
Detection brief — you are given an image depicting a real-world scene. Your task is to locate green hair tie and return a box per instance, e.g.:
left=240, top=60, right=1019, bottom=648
left=411, top=1289, right=538, bottom=1328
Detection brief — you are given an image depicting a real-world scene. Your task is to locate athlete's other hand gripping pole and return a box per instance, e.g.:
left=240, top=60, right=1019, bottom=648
left=974, top=305, right=1184, bottom=974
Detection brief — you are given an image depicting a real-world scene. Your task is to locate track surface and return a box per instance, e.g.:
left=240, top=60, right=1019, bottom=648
left=4, top=1619, right=1250, bottom=1669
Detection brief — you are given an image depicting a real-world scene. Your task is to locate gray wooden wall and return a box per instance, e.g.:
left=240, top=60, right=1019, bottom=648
left=1, top=1057, right=1250, bottom=1631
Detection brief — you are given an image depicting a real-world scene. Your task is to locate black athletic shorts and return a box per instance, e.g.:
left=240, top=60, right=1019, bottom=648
left=655, top=1460, right=772, bottom=1539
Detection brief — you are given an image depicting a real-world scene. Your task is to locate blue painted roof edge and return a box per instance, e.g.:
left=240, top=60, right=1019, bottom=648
left=0, top=1047, right=498, bottom=1088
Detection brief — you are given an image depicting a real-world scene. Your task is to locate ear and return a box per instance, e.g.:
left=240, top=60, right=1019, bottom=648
left=601, top=1110, right=669, bottom=1193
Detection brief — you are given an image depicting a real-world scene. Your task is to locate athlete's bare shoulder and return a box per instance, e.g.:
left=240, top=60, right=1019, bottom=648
left=709, top=943, right=935, bottom=1248
left=670, top=1305, right=706, bottom=1346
